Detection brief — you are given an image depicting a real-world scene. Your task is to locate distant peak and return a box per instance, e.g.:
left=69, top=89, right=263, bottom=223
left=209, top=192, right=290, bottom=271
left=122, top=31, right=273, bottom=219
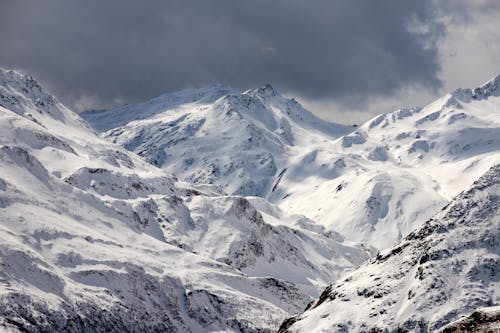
left=483, top=73, right=500, bottom=86
left=144, top=83, right=234, bottom=107
left=0, top=67, right=18, bottom=77
left=262, top=83, right=275, bottom=90
left=254, top=83, right=279, bottom=98
left=0, top=67, right=60, bottom=115
left=473, top=73, right=500, bottom=98
left=0, top=67, right=42, bottom=91
left=447, top=72, right=500, bottom=102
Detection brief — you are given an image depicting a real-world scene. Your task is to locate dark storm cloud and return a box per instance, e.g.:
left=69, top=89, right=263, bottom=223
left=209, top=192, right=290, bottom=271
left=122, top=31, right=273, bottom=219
left=0, top=0, right=445, bottom=111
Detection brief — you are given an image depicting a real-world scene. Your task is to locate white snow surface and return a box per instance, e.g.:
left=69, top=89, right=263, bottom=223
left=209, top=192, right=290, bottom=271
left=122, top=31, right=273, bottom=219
left=83, top=75, right=500, bottom=250
left=281, top=164, right=500, bottom=332
left=0, top=69, right=373, bottom=332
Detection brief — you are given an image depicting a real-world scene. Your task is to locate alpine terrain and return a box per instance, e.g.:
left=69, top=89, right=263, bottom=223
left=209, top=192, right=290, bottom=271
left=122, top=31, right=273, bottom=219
left=83, top=74, right=500, bottom=250
left=279, top=164, right=500, bottom=332
left=0, top=65, right=499, bottom=333
left=0, top=68, right=372, bottom=332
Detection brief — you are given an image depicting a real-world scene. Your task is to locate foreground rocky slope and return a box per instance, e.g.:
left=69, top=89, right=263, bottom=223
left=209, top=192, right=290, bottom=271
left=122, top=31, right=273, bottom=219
left=280, top=164, right=500, bottom=332
left=0, top=68, right=371, bottom=332
left=84, top=76, right=500, bottom=250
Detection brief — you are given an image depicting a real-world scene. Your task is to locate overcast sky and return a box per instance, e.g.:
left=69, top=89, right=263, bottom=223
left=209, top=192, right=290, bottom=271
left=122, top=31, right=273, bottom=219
left=1, top=0, right=499, bottom=124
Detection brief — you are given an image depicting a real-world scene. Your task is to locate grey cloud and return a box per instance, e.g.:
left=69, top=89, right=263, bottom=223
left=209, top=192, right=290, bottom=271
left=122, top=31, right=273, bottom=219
left=1, top=0, right=448, bottom=111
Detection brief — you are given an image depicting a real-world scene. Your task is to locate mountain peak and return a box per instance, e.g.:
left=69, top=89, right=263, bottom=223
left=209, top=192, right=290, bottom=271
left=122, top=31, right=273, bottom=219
left=446, top=72, right=500, bottom=103
left=0, top=68, right=51, bottom=104
left=152, top=83, right=234, bottom=103
left=81, top=84, right=234, bottom=132
left=0, top=67, right=74, bottom=124
left=250, top=83, right=279, bottom=98
left=473, top=72, right=500, bottom=98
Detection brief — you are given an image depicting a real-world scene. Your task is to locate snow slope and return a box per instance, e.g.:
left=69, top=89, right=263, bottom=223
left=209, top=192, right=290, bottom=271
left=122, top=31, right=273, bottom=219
left=280, top=164, right=500, bottom=332
left=0, top=69, right=372, bottom=332
left=84, top=76, right=500, bottom=250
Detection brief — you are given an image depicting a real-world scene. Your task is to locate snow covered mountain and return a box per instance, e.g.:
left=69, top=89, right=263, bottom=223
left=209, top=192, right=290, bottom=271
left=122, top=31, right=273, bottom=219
left=2, top=66, right=499, bottom=332
left=0, top=68, right=372, bottom=332
left=280, top=164, right=500, bottom=332
left=84, top=75, right=500, bottom=250
left=276, top=75, right=500, bottom=249
left=82, top=84, right=352, bottom=197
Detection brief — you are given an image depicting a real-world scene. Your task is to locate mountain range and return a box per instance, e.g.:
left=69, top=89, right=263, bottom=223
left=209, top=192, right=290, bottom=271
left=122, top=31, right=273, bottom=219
left=83, top=74, right=500, bottom=250
left=0, top=66, right=499, bottom=332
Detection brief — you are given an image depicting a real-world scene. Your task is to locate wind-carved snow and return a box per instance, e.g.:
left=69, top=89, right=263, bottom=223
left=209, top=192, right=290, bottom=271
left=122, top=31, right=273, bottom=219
left=84, top=74, right=500, bottom=251
left=280, top=164, right=500, bottom=333
left=0, top=68, right=372, bottom=332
